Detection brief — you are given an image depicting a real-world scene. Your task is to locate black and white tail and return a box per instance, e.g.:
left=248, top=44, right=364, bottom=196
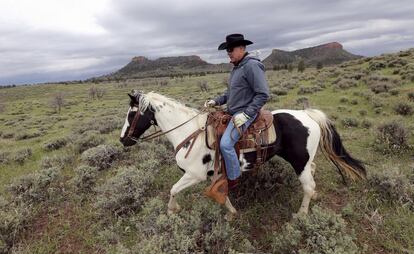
left=305, top=109, right=367, bottom=180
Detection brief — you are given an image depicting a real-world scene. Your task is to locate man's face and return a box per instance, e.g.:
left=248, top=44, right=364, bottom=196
left=227, top=45, right=245, bottom=64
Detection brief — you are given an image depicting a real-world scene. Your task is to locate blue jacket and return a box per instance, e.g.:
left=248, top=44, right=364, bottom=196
left=214, top=54, right=270, bottom=117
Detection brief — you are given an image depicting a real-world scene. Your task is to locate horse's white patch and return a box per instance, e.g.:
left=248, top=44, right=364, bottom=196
left=120, top=107, right=134, bottom=138
left=239, top=153, right=250, bottom=172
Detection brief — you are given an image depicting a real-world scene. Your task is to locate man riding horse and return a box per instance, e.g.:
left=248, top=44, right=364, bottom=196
left=205, top=33, right=270, bottom=190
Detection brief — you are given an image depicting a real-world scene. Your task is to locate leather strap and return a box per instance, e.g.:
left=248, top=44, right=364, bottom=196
left=174, top=128, right=204, bottom=158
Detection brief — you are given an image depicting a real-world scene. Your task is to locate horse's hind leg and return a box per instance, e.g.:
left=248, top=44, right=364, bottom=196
left=298, top=162, right=316, bottom=214
left=168, top=173, right=202, bottom=215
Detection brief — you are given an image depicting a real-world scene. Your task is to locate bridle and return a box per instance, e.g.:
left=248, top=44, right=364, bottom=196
left=126, top=105, right=207, bottom=149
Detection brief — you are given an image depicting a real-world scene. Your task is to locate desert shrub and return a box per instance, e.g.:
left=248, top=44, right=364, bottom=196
left=350, top=99, right=358, bottom=105
left=341, top=118, right=359, bottom=128
left=95, top=163, right=160, bottom=216
left=358, top=110, right=367, bottom=116
left=14, top=131, right=42, bottom=140
left=387, top=58, right=408, bottom=68
left=394, top=102, right=413, bottom=116
left=127, top=197, right=254, bottom=253
left=81, top=144, right=122, bottom=170
left=12, top=148, right=32, bottom=164
left=7, top=167, right=62, bottom=205
left=408, top=92, right=414, bottom=102
left=375, top=121, right=409, bottom=153
left=281, top=80, right=298, bottom=90
left=43, top=137, right=68, bottom=151
left=297, top=86, right=321, bottom=95
left=74, top=117, right=123, bottom=134
left=296, top=97, right=309, bottom=106
left=335, top=79, right=357, bottom=89
left=0, top=151, right=11, bottom=164
left=1, top=132, right=14, bottom=139
left=271, top=88, right=288, bottom=96
left=270, top=206, right=359, bottom=254
left=369, top=82, right=394, bottom=93
left=339, top=97, right=349, bottom=103
left=40, top=153, right=75, bottom=169
left=361, top=119, right=372, bottom=129
left=374, top=107, right=382, bottom=114
left=389, top=89, right=399, bottom=96
left=368, top=171, right=414, bottom=210
left=369, top=60, right=386, bottom=71
left=71, top=130, right=105, bottom=153
left=0, top=203, right=31, bottom=253
left=71, top=165, right=99, bottom=194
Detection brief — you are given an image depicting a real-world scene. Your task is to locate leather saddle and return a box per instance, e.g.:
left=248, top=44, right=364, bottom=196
left=206, top=109, right=276, bottom=154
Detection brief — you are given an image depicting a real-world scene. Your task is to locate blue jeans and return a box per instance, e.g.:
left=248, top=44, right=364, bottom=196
left=220, top=113, right=257, bottom=180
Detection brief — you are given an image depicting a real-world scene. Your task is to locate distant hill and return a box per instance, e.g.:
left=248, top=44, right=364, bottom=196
left=96, top=42, right=361, bottom=81
left=262, top=42, right=362, bottom=68
left=106, top=55, right=230, bottom=80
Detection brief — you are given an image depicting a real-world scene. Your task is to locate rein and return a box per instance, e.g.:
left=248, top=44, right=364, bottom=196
left=128, top=107, right=208, bottom=157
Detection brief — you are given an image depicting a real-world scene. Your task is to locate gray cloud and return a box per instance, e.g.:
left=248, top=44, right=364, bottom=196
left=1, top=0, right=413, bottom=85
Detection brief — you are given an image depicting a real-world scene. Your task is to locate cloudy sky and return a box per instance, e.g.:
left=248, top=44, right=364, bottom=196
left=1, top=0, right=413, bottom=85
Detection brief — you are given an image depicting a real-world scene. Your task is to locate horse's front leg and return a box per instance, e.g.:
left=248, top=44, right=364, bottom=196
left=168, top=173, right=203, bottom=214
left=224, top=196, right=238, bottom=221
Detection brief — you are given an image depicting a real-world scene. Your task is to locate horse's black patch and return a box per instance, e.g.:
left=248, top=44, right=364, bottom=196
left=202, top=154, right=212, bottom=164
left=243, top=112, right=310, bottom=175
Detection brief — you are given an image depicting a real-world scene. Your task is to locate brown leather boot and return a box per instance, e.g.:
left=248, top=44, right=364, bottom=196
left=228, top=178, right=240, bottom=190
left=204, top=176, right=228, bottom=204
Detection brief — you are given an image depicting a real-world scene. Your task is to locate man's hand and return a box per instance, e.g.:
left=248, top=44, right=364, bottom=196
left=234, top=112, right=250, bottom=127
left=204, top=99, right=216, bottom=108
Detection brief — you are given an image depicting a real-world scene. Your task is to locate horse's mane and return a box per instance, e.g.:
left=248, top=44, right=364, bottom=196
left=145, top=92, right=199, bottom=115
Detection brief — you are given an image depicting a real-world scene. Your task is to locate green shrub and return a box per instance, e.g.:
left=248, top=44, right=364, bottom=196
left=361, top=119, right=372, bottom=129
left=0, top=151, right=11, bottom=164
left=95, top=164, right=159, bottom=216
left=370, top=82, right=394, bottom=93
left=74, top=116, right=123, bottom=134
left=375, top=121, right=409, bottom=153
left=297, top=86, right=321, bottom=95
left=341, top=118, right=359, bottom=128
left=71, top=165, right=99, bottom=194
left=81, top=144, right=122, bottom=170
left=358, top=110, right=367, bottom=116
left=335, top=79, right=357, bottom=90
left=271, top=88, right=288, bottom=96
left=71, top=130, right=105, bottom=153
left=12, top=148, right=32, bottom=164
left=296, top=97, right=309, bottom=106
left=43, top=137, right=68, bottom=151
left=14, top=131, right=43, bottom=140
left=408, top=92, right=414, bottom=102
left=368, top=171, right=414, bottom=210
left=127, top=197, right=253, bottom=253
left=0, top=203, right=32, bottom=253
left=40, top=154, right=75, bottom=169
left=394, top=102, right=413, bottom=116
left=339, top=97, right=349, bottom=103
left=270, top=206, right=359, bottom=254
left=389, top=89, right=399, bottom=96
left=7, top=167, right=62, bottom=205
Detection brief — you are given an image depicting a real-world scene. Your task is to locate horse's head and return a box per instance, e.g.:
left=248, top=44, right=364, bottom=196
left=119, top=91, right=157, bottom=146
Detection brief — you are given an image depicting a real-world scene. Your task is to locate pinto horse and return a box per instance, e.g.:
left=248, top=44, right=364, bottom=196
left=119, top=91, right=366, bottom=216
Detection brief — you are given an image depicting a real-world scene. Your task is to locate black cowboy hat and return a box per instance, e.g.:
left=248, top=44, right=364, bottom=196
left=218, top=33, right=253, bottom=50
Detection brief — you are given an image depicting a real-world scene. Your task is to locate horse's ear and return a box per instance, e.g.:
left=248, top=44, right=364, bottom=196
left=128, top=93, right=136, bottom=103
